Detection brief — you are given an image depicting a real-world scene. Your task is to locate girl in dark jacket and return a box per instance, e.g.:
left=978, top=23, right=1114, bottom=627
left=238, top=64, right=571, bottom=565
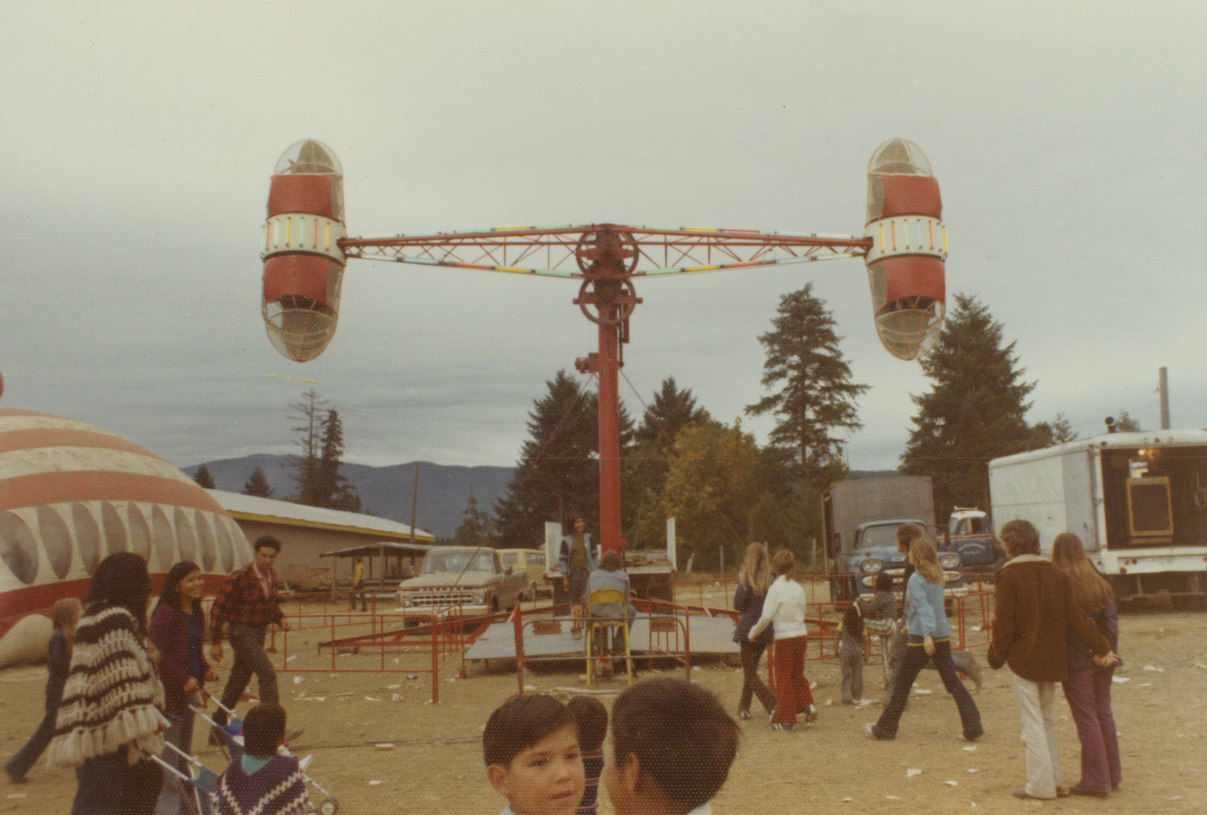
left=149, top=561, right=217, bottom=815
left=732, top=542, right=775, bottom=720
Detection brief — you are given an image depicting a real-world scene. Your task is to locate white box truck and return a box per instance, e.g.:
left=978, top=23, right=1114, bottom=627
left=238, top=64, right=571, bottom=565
left=988, top=430, right=1207, bottom=606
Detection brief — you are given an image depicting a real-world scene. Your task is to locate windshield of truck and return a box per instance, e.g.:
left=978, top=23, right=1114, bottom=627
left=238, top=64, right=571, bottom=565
left=861, top=524, right=928, bottom=549
left=422, top=550, right=494, bottom=574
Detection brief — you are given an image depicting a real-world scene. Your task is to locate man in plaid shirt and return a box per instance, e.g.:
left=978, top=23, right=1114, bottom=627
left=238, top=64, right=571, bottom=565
left=209, top=535, right=290, bottom=726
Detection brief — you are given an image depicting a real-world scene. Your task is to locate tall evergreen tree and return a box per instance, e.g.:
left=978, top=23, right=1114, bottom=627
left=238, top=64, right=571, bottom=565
left=290, top=389, right=327, bottom=505
left=746, top=283, right=868, bottom=490
left=901, top=293, right=1049, bottom=519
left=453, top=489, right=493, bottom=548
left=242, top=466, right=273, bottom=498
left=315, top=409, right=362, bottom=511
left=633, top=378, right=712, bottom=447
left=626, top=378, right=717, bottom=548
left=493, top=370, right=632, bottom=546
left=193, top=464, right=216, bottom=489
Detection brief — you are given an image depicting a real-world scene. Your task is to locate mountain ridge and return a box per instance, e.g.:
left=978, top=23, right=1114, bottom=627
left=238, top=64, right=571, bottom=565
left=183, top=454, right=512, bottom=540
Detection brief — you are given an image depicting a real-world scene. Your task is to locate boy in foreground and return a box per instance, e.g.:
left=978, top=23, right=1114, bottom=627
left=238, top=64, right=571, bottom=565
left=603, top=678, right=740, bottom=815
left=484, top=695, right=586, bottom=815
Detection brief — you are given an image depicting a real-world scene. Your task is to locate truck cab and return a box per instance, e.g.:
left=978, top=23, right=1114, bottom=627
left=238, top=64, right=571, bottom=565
left=832, top=519, right=962, bottom=602
left=944, top=507, right=1001, bottom=574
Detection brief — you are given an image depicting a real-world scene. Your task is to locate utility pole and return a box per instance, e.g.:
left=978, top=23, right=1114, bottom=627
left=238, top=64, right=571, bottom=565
left=1159, top=367, right=1170, bottom=430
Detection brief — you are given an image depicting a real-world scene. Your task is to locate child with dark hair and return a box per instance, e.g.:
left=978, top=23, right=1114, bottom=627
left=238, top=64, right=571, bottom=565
left=211, top=703, right=309, bottom=815
left=838, top=598, right=866, bottom=704
left=484, top=695, right=585, bottom=815
left=566, top=696, right=608, bottom=815
left=604, top=678, right=740, bottom=815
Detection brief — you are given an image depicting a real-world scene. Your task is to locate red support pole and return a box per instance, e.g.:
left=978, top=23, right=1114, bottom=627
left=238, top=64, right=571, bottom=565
left=597, top=316, right=622, bottom=556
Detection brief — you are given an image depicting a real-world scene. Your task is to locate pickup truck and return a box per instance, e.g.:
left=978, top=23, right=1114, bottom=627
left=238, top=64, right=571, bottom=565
left=395, top=546, right=528, bottom=619
left=832, top=519, right=963, bottom=602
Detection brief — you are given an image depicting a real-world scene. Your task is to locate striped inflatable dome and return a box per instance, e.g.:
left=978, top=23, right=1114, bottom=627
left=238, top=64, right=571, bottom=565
left=0, top=408, right=251, bottom=664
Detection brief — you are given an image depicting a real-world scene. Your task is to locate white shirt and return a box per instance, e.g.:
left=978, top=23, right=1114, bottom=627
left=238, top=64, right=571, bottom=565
left=748, top=574, right=808, bottom=641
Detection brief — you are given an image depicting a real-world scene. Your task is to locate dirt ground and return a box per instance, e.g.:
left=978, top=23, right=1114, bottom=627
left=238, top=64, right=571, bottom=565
left=3, top=599, right=1205, bottom=815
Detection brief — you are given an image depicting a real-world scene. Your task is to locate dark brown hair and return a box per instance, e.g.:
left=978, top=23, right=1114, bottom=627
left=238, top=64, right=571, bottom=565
left=567, top=695, right=608, bottom=752
left=242, top=703, right=287, bottom=757
left=483, top=694, right=575, bottom=768
left=999, top=520, right=1041, bottom=557
left=610, top=678, right=739, bottom=811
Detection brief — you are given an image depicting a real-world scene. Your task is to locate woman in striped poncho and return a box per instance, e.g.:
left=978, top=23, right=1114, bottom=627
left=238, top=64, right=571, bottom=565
left=48, top=552, right=169, bottom=815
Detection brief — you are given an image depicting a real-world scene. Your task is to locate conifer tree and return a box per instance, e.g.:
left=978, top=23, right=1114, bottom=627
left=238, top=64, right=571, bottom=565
left=290, top=389, right=327, bottom=505
left=746, top=283, right=868, bottom=490
left=317, top=409, right=362, bottom=512
left=193, top=464, right=216, bottom=489
left=242, top=466, right=273, bottom=498
left=493, top=370, right=633, bottom=545
left=628, top=378, right=716, bottom=548
left=901, top=293, right=1050, bottom=518
left=453, top=489, right=493, bottom=547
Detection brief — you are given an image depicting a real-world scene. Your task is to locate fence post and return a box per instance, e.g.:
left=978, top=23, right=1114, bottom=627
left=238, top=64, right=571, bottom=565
left=431, top=618, right=440, bottom=705
left=512, top=605, right=526, bottom=696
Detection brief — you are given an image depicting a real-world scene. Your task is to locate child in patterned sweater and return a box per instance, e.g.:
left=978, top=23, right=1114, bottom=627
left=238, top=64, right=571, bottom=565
left=211, top=704, right=310, bottom=815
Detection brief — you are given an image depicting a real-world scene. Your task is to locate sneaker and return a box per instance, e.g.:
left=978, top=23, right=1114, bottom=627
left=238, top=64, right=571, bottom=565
left=770, top=722, right=795, bottom=732
left=864, top=722, right=893, bottom=741
left=5, top=766, right=27, bottom=784
left=804, top=705, right=819, bottom=723
left=284, top=728, right=304, bottom=744
left=963, top=728, right=984, bottom=742
left=737, top=709, right=751, bottom=720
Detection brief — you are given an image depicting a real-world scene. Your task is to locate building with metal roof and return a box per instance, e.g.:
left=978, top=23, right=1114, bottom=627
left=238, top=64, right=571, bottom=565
left=207, top=490, right=436, bottom=590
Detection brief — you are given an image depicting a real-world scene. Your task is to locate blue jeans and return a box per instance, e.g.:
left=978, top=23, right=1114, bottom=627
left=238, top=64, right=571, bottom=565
left=5, top=705, right=56, bottom=779
left=874, top=639, right=982, bottom=739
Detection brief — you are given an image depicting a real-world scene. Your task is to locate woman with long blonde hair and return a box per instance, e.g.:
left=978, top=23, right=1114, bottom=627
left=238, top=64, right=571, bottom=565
left=732, top=543, right=775, bottom=720
left=869, top=538, right=982, bottom=741
left=1052, top=533, right=1121, bottom=798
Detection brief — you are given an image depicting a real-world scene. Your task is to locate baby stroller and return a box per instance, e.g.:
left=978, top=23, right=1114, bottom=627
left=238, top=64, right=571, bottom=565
left=863, top=616, right=898, bottom=689
left=193, top=699, right=341, bottom=815
left=150, top=740, right=221, bottom=815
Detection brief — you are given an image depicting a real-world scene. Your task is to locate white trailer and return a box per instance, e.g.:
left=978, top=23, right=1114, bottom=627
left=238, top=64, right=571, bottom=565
left=988, top=430, right=1207, bottom=606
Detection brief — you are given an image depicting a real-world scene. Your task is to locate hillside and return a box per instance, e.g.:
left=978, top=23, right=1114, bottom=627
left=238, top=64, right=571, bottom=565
left=183, top=455, right=512, bottom=540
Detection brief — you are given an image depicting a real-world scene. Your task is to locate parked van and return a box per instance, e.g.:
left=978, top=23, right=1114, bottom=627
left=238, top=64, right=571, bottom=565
left=500, top=548, right=547, bottom=600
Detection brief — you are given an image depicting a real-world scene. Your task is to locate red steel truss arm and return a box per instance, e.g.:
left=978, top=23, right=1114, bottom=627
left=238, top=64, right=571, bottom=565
left=338, top=224, right=872, bottom=279
left=335, top=224, right=872, bottom=557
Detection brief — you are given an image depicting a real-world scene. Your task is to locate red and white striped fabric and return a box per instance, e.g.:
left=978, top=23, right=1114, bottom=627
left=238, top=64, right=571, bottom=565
left=0, top=408, right=250, bottom=641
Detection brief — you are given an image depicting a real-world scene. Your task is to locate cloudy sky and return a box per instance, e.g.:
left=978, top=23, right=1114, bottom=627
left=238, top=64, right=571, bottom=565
left=3, top=1, right=1204, bottom=478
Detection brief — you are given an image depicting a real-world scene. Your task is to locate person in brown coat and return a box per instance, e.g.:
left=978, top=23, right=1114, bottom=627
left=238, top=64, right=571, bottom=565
left=987, top=520, right=1118, bottom=801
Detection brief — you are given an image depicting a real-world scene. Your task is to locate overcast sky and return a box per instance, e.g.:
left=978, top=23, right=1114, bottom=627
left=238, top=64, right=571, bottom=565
left=3, top=2, right=1204, bottom=479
